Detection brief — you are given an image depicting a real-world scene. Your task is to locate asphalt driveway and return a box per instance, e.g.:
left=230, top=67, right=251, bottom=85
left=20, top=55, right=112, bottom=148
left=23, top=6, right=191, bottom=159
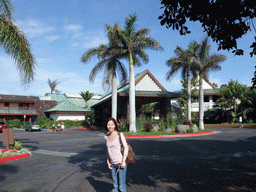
left=0, top=127, right=256, bottom=192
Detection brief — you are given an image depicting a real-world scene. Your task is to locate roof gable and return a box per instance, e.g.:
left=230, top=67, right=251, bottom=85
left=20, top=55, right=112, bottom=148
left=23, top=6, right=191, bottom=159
left=194, top=75, right=216, bottom=89
left=135, top=70, right=166, bottom=92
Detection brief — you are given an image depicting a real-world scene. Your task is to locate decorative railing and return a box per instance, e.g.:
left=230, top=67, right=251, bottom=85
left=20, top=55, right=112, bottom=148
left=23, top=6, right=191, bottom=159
left=172, top=102, right=219, bottom=110
left=0, top=106, right=35, bottom=110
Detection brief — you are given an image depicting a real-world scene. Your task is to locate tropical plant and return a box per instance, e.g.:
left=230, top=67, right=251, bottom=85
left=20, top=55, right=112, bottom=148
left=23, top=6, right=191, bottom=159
left=81, top=24, right=127, bottom=120
left=47, top=79, right=61, bottom=93
left=166, top=40, right=199, bottom=121
left=140, top=103, right=155, bottom=114
left=86, top=108, right=95, bottom=127
left=196, top=37, right=226, bottom=130
left=108, top=13, right=163, bottom=132
left=216, top=80, right=254, bottom=122
left=80, top=90, right=94, bottom=108
left=0, top=0, right=36, bottom=87
left=178, top=78, right=198, bottom=108
left=118, top=117, right=128, bottom=132
left=136, top=114, right=147, bottom=132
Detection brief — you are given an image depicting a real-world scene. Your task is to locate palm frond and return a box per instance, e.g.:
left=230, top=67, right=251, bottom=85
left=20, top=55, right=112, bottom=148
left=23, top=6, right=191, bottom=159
left=0, top=0, right=13, bottom=19
left=124, top=13, right=137, bottom=38
left=0, top=15, right=36, bottom=86
left=81, top=44, right=108, bottom=63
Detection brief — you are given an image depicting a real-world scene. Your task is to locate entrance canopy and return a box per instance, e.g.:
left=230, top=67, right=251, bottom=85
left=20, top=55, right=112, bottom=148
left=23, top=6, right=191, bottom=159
left=91, top=70, right=180, bottom=124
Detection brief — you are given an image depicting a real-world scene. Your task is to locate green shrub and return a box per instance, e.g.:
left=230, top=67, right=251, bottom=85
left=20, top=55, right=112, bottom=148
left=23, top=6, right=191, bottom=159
left=118, top=117, right=128, bottom=132
left=144, top=122, right=154, bottom=132
left=170, top=116, right=179, bottom=131
left=159, top=118, right=165, bottom=132
left=187, top=127, right=194, bottom=133
left=38, top=114, right=53, bottom=129
left=5, top=119, right=23, bottom=128
left=166, top=117, right=171, bottom=129
left=9, top=140, right=22, bottom=150
left=136, top=115, right=147, bottom=132
left=19, top=148, right=30, bottom=154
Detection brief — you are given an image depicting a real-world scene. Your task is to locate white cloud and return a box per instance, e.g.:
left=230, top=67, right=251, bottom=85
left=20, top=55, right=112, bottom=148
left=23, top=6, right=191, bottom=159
left=45, top=35, right=61, bottom=42
left=16, top=19, right=56, bottom=38
left=64, top=24, right=83, bottom=31
left=0, top=55, right=104, bottom=96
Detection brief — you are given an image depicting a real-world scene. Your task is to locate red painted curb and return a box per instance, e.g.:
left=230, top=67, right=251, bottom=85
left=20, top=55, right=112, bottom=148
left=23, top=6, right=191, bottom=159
left=124, top=130, right=214, bottom=138
left=47, top=127, right=97, bottom=132
left=205, top=125, right=256, bottom=127
left=0, top=153, right=30, bottom=163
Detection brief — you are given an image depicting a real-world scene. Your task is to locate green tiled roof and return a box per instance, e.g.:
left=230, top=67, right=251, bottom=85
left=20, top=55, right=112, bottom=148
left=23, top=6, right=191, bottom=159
left=203, top=89, right=220, bottom=94
left=46, top=100, right=89, bottom=112
left=46, top=93, right=67, bottom=102
left=0, top=109, right=38, bottom=115
left=45, top=93, right=102, bottom=112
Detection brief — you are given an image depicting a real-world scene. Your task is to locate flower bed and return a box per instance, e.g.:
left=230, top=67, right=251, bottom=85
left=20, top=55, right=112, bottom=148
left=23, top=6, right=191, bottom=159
left=0, top=148, right=31, bottom=163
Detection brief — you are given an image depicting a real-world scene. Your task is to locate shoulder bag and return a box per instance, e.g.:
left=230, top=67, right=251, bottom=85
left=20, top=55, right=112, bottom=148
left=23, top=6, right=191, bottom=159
left=118, top=132, right=135, bottom=165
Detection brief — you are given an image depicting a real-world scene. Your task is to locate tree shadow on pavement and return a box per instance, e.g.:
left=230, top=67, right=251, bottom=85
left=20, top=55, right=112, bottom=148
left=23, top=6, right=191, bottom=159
left=0, top=164, right=19, bottom=183
left=68, top=137, right=256, bottom=191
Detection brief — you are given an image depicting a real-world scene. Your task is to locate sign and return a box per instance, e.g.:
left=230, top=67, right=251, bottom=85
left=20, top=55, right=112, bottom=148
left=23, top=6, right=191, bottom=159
left=24, top=115, right=26, bottom=118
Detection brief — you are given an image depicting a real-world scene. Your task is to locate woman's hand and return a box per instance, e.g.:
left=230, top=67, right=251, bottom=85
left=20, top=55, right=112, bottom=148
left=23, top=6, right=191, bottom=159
left=108, top=163, right=112, bottom=169
left=120, top=161, right=126, bottom=168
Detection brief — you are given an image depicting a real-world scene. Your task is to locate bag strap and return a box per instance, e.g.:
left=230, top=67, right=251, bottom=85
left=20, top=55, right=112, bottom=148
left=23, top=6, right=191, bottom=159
left=118, top=132, right=123, bottom=147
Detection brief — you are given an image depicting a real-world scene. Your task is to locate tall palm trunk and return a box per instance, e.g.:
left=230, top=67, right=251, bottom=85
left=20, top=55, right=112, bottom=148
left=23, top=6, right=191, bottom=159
left=199, top=74, right=204, bottom=130
left=129, top=52, right=136, bottom=132
left=112, top=73, right=117, bottom=119
left=187, top=66, right=191, bottom=121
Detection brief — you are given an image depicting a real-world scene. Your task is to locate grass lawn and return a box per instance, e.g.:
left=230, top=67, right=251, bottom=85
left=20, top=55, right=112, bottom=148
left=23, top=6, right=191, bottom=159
left=123, top=129, right=212, bottom=135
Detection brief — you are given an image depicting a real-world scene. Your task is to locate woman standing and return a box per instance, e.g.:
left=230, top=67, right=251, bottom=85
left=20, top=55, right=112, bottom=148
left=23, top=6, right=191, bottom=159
left=105, top=118, right=128, bottom=192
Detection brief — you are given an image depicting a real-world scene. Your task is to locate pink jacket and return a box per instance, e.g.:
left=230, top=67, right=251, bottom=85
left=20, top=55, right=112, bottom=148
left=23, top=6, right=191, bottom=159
left=105, top=132, right=128, bottom=164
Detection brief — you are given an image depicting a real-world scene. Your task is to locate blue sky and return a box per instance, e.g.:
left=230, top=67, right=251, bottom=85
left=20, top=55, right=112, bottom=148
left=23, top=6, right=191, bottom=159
left=0, top=0, right=255, bottom=97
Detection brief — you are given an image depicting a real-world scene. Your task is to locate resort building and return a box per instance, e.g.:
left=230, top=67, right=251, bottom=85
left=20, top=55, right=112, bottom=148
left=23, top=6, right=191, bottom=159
left=44, top=93, right=101, bottom=121
left=0, top=94, right=57, bottom=122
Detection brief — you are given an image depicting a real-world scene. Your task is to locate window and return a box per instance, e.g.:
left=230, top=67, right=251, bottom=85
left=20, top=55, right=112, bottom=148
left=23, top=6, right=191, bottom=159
left=4, top=103, right=9, bottom=107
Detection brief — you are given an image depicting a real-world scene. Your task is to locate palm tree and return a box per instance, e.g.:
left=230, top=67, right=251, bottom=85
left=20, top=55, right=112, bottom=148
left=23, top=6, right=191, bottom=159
left=197, top=37, right=226, bottom=130
left=47, top=78, right=61, bottom=93
left=81, top=24, right=127, bottom=120
left=0, top=0, right=36, bottom=86
left=166, top=41, right=199, bottom=121
left=217, top=80, right=253, bottom=122
left=109, top=13, right=163, bottom=132
left=80, top=90, right=94, bottom=108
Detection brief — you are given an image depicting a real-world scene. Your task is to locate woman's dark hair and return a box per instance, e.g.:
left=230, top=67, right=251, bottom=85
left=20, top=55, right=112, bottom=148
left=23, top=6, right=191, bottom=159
left=105, top=117, right=119, bottom=131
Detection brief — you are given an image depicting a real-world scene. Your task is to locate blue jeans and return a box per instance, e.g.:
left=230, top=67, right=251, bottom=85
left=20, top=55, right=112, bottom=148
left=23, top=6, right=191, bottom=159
left=111, top=163, right=127, bottom=192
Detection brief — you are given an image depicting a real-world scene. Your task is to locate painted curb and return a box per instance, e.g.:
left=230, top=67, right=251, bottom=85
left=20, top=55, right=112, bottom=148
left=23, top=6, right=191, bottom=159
left=0, top=153, right=31, bottom=163
left=47, top=127, right=97, bottom=132
left=205, top=125, right=256, bottom=128
left=124, top=130, right=214, bottom=138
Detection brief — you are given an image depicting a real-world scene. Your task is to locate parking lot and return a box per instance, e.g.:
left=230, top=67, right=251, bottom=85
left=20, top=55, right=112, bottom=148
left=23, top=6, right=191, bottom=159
left=1, top=127, right=256, bottom=192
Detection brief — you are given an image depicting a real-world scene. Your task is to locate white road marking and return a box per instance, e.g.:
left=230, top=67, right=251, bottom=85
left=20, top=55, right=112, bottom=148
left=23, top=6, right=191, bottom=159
left=31, top=149, right=78, bottom=157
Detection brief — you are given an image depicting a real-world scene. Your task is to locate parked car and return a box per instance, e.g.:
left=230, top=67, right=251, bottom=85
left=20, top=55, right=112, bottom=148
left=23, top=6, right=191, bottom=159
left=0, top=121, right=7, bottom=133
left=25, top=122, right=41, bottom=132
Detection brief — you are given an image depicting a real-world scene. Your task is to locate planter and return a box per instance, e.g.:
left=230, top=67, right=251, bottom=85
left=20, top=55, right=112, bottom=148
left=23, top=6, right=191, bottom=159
left=0, top=153, right=30, bottom=163
left=176, top=124, right=189, bottom=133
left=2, top=129, right=14, bottom=149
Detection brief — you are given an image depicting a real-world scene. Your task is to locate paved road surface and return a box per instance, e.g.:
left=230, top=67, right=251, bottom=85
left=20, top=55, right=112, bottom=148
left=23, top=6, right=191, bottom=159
left=0, top=127, right=256, bottom=192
